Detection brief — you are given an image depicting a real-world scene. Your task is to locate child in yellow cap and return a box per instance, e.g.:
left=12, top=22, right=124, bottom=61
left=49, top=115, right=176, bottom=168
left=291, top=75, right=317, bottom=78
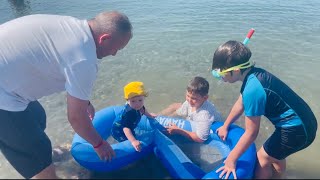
left=111, top=81, right=156, bottom=152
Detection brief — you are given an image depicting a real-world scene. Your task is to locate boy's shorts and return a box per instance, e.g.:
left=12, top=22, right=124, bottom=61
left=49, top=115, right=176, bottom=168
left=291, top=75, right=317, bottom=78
left=263, top=123, right=315, bottom=160
left=0, top=101, right=52, bottom=179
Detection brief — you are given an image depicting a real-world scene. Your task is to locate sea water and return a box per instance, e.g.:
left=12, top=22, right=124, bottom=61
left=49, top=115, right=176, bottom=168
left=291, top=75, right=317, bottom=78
left=0, top=0, right=319, bottom=178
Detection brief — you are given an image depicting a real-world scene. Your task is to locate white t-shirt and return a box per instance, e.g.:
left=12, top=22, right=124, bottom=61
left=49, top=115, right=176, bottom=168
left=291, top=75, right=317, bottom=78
left=0, top=14, right=97, bottom=111
left=176, top=100, right=223, bottom=140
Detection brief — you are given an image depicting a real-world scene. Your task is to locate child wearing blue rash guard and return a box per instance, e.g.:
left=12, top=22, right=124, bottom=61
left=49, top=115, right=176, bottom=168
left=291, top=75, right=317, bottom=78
left=111, top=81, right=156, bottom=152
left=211, top=40, right=317, bottom=179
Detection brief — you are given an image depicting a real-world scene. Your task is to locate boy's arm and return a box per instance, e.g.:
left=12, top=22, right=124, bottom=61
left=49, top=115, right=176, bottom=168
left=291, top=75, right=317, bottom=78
left=123, top=127, right=137, bottom=142
left=224, top=95, right=244, bottom=128
left=216, top=95, right=244, bottom=141
left=217, top=115, right=260, bottom=179
left=123, top=127, right=141, bottom=152
left=165, top=123, right=204, bottom=143
left=158, top=103, right=182, bottom=116
left=228, top=115, right=260, bottom=160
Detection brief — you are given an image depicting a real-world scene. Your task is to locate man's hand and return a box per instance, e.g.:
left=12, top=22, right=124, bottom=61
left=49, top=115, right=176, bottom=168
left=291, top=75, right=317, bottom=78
left=93, top=140, right=116, bottom=161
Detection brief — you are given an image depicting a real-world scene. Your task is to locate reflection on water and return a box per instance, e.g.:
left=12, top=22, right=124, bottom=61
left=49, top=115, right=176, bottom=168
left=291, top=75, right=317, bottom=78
left=8, top=0, right=31, bottom=18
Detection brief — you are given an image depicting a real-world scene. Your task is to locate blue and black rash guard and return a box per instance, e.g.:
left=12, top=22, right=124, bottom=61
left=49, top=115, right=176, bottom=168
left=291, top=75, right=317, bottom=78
left=241, top=67, right=317, bottom=133
left=111, top=104, right=146, bottom=142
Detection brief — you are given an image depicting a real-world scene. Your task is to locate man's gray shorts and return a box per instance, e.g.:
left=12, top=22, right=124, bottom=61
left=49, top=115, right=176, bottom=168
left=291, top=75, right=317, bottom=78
left=0, top=101, right=52, bottom=179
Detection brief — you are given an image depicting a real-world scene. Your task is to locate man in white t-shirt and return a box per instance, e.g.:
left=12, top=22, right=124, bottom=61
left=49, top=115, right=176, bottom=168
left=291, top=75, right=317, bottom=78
left=159, top=76, right=223, bottom=143
left=0, top=11, right=132, bottom=179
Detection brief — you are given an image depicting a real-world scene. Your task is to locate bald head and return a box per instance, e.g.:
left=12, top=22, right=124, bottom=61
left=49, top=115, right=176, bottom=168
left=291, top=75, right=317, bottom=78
left=88, top=11, right=133, bottom=59
left=89, top=11, right=132, bottom=39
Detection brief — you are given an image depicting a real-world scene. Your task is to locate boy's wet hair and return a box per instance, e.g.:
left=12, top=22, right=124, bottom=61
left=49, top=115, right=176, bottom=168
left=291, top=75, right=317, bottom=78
left=187, top=76, right=209, bottom=97
left=211, top=40, right=252, bottom=70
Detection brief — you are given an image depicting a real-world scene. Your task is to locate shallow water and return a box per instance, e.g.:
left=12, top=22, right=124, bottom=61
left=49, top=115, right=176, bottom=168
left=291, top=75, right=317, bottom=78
left=0, top=0, right=320, bottom=179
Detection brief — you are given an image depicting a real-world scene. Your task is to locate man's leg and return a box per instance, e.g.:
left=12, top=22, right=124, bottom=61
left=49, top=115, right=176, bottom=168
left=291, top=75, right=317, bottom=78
left=33, top=163, right=58, bottom=179
left=0, top=101, right=58, bottom=179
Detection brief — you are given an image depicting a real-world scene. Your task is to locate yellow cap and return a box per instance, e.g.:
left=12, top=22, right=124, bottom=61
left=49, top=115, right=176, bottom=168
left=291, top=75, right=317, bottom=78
left=124, top=81, right=148, bottom=99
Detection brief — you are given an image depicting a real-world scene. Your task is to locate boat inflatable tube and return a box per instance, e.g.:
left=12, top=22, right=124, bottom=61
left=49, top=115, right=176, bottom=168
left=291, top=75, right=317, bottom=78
left=71, top=106, right=257, bottom=179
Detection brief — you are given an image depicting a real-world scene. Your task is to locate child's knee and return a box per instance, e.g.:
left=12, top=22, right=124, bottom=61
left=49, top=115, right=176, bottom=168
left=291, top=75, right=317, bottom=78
left=257, top=147, right=283, bottom=170
left=256, top=148, right=270, bottom=165
left=272, top=160, right=286, bottom=174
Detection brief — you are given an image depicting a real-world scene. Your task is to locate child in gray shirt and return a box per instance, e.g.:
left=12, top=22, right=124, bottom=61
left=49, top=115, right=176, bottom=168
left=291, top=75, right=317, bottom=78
left=159, top=76, right=223, bottom=142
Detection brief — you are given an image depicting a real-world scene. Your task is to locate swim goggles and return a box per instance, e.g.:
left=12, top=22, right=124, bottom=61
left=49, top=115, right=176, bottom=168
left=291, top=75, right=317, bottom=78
left=211, top=61, right=255, bottom=80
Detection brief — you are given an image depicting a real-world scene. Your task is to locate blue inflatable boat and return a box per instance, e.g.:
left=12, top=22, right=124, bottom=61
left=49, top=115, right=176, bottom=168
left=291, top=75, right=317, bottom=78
left=71, top=105, right=257, bottom=179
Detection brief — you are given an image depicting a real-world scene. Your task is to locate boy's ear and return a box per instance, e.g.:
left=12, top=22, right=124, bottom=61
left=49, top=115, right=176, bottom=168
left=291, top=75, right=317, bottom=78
left=203, top=95, right=209, bottom=100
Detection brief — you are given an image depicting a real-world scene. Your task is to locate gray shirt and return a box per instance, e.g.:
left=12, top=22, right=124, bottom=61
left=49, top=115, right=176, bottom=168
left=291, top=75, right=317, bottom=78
left=176, top=100, right=223, bottom=140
